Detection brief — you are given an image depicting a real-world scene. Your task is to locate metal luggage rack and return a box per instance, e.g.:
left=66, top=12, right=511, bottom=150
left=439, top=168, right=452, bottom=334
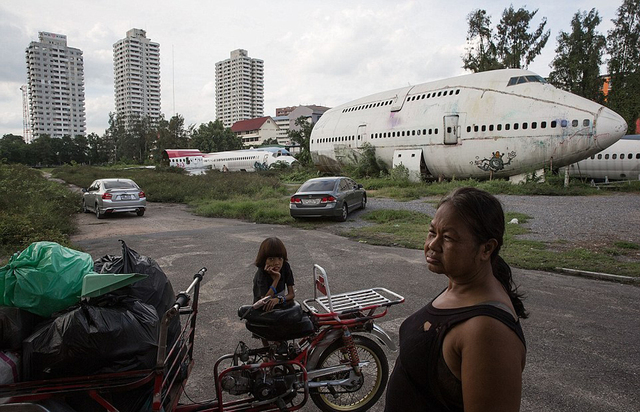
left=303, top=264, right=404, bottom=315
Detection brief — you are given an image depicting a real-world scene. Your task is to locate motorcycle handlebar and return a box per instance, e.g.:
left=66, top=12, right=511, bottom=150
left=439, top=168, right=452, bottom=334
left=174, top=267, right=207, bottom=310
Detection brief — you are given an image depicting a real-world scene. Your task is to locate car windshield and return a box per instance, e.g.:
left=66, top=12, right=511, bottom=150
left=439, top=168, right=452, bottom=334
left=104, top=181, right=136, bottom=190
left=298, top=180, right=337, bottom=192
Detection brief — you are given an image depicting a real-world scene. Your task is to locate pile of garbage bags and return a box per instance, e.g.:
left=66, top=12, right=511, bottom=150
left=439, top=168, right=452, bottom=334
left=0, top=240, right=179, bottom=385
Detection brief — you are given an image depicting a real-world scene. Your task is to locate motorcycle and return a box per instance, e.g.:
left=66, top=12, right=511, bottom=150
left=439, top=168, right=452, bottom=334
left=211, top=264, right=405, bottom=412
left=0, top=265, right=404, bottom=412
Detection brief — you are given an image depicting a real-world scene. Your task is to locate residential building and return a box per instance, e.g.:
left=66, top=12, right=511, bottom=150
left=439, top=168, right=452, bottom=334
left=272, top=105, right=331, bottom=146
left=113, top=29, right=161, bottom=128
left=287, top=105, right=330, bottom=130
left=273, top=115, right=290, bottom=144
left=216, top=49, right=264, bottom=128
left=25, top=32, right=86, bottom=138
left=275, top=106, right=297, bottom=117
left=231, top=116, right=279, bottom=146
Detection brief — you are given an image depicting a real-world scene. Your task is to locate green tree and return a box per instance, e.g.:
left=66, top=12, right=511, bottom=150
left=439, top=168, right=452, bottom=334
left=607, top=0, right=640, bottom=133
left=152, top=114, right=192, bottom=159
left=30, top=134, right=57, bottom=165
left=86, top=132, right=109, bottom=165
left=0, top=134, right=28, bottom=164
left=462, top=9, right=502, bottom=72
left=261, top=138, right=278, bottom=146
left=104, top=112, right=126, bottom=162
left=548, top=9, right=606, bottom=102
left=495, top=6, right=550, bottom=69
left=288, top=117, right=314, bottom=165
left=191, top=120, right=242, bottom=153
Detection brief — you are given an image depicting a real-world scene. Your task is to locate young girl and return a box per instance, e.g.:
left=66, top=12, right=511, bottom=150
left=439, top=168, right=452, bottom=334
left=253, top=237, right=295, bottom=311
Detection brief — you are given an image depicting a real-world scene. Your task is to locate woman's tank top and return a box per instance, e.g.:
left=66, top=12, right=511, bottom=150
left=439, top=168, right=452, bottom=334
left=384, top=299, right=526, bottom=411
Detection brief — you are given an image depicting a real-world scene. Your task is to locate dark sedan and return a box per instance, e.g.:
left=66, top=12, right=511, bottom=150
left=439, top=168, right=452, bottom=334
left=289, top=177, right=366, bottom=221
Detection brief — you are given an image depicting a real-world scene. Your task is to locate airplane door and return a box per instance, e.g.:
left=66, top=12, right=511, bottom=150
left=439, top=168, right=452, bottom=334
left=443, top=115, right=459, bottom=145
left=356, top=124, right=367, bottom=148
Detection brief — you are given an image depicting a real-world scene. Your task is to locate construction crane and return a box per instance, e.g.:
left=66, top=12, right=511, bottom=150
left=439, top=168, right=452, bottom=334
left=20, top=84, right=32, bottom=143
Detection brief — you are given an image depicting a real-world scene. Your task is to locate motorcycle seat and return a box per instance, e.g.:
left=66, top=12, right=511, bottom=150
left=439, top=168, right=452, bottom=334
left=238, top=301, right=316, bottom=341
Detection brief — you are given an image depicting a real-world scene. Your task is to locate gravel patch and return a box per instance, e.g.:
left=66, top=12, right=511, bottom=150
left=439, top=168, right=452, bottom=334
left=326, top=193, right=640, bottom=251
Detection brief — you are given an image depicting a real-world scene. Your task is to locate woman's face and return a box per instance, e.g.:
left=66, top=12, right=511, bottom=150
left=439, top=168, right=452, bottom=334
left=424, top=202, right=484, bottom=278
left=265, top=256, right=284, bottom=272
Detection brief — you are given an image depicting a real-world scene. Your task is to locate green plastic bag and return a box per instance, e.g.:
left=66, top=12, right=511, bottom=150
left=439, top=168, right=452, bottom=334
left=0, top=241, right=95, bottom=317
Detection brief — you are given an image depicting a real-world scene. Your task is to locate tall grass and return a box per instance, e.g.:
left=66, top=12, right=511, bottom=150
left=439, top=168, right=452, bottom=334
left=0, top=164, right=81, bottom=261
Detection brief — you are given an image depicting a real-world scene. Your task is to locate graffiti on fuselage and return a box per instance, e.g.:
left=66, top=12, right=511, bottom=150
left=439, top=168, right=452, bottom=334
left=473, top=151, right=517, bottom=172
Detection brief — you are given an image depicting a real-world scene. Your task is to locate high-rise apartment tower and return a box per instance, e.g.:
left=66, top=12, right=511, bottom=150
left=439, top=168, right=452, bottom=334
left=25, top=32, right=86, bottom=138
left=113, top=29, right=161, bottom=127
left=215, top=49, right=264, bottom=128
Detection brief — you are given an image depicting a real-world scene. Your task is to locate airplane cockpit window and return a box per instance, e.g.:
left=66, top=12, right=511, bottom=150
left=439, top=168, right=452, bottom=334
left=507, top=75, right=548, bottom=86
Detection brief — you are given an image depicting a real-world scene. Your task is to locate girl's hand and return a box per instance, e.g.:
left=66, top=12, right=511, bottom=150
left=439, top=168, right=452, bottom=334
left=264, top=297, right=280, bottom=311
left=264, top=266, right=281, bottom=281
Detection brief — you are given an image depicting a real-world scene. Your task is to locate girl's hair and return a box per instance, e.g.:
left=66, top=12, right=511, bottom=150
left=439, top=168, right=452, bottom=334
left=254, top=237, right=288, bottom=268
left=438, top=187, right=528, bottom=319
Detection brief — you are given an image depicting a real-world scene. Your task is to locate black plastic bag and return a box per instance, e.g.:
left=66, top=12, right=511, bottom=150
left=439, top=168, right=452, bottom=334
left=22, top=295, right=158, bottom=381
left=0, top=306, right=43, bottom=350
left=93, top=240, right=180, bottom=347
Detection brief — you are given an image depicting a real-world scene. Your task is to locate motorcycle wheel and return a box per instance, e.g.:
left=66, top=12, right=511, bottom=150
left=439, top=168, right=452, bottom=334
left=310, top=335, right=388, bottom=412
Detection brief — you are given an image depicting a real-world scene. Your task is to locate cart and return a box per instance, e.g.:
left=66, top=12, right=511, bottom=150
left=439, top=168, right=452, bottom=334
left=0, top=268, right=206, bottom=412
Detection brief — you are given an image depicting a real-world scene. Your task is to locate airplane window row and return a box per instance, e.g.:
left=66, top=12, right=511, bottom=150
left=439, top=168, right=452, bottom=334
left=406, top=89, right=460, bottom=102
left=371, top=128, right=439, bottom=138
left=313, top=127, right=441, bottom=145
left=507, top=75, right=547, bottom=86
left=342, top=100, right=394, bottom=113
left=315, top=136, right=357, bottom=144
left=592, top=153, right=640, bottom=160
left=466, top=119, right=591, bottom=133
left=212, top=156, right=258, bottom=162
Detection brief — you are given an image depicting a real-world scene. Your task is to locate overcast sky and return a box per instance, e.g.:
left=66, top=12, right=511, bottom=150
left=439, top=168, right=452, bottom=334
left=0, top=0, right=621, bottom=137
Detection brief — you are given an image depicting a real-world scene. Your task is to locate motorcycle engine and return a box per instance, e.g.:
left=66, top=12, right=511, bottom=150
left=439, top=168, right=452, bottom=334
left=220, top=370, right=253, bottom=395
left=220, top=367, right=298, bottom=401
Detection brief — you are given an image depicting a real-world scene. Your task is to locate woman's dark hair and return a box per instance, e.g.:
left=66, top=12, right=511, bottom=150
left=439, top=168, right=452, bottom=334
left=438, top=187, right=528, bottom=319
left=254, top=237, right=288, bottom=268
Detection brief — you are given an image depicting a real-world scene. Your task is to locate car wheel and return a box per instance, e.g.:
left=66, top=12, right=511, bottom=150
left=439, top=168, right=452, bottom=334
left=136, top=209, right=145, bottom=217
left=337, top=204, right=348, bottom=222
left=82, top=200, right=89, bottom=213
left=361, top=195, right=367, bottom=210
left=95, top=204, right=104, bottom=219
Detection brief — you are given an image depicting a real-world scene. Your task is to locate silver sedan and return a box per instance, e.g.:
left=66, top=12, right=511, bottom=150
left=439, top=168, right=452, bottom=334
left=82, top=178, right=146, bottom=219
left=289, top=176, right=366, bottom=221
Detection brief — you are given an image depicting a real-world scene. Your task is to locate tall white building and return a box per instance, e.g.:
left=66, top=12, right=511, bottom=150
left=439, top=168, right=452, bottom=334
left=25, top=32, right=86, bottom=138
left=113, top=29, right=161, bottom=127
left=215, top=49, right=264, bottom=128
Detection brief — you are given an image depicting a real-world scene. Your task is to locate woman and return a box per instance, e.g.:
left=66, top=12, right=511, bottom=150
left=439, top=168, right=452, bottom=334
left=385, top=187, right=527, bottom=412
left=253, top=237, right=295, bottom=311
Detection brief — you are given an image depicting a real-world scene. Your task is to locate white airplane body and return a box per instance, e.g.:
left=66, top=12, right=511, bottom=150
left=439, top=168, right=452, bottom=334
left=203, top=148, right=298, bottom=172
left=310, top=69, right=627, bottom=180
left=161, top=148, right=297, bottom=173
left=566, top=135, right=640, bottom=181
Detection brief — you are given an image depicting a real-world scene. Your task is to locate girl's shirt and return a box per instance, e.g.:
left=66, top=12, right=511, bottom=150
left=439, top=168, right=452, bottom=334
left=252, top=261, right=295, bottom=303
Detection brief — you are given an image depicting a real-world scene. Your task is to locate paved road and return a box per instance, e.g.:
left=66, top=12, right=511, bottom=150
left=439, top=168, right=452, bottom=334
left=71, top=201, right=640, bottom=412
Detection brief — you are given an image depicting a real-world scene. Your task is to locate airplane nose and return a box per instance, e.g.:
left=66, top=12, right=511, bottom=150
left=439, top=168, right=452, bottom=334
left=595, top=107, right=627, bottom=149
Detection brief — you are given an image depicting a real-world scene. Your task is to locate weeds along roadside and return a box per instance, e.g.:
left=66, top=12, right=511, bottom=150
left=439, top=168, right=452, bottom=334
left=3, top=164, right=639, bottom=277
left=0, top=164, right=81, bottom=262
